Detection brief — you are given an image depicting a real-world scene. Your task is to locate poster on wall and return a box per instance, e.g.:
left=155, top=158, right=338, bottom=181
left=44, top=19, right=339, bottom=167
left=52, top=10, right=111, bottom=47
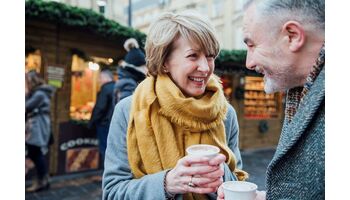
left=57, top=121, right=100, bottom=174
left=47, top=65, right=65, bottom=88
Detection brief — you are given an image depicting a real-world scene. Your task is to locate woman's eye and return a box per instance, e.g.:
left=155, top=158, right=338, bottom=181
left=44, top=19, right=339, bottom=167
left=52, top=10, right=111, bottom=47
left=187, top=54, right=197, bottom=58
left=206, top=55, right=215, bottom=60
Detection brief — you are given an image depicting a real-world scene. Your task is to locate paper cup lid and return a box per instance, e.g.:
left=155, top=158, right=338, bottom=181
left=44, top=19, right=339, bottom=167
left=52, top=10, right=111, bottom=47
left=186, top=144, right=220, bottom=156
left=222, top=181, right=258, bottom=193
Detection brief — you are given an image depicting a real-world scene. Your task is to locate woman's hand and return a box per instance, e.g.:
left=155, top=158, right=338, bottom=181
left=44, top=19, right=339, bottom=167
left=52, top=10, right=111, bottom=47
left=165, top=153, right=226, bottom=195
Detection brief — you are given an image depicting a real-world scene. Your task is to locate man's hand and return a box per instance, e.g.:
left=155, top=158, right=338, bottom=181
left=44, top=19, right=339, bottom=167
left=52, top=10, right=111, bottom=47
left=216, top=184, right=224, bottom=200
left=256, top=191, right=266, bottom=199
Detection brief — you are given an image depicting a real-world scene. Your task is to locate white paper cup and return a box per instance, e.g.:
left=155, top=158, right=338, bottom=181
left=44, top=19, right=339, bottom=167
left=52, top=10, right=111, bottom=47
left=186, top=144, right=220, bottom=159
left=186, top=144, right=223, bottom=180
left=222, top=181, right=257, bottom=200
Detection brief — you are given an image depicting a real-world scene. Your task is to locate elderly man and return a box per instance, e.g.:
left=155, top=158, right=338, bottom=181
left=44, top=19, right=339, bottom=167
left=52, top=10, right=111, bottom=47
left=217, top=0, right=324, bottom=199
left=89, top=69, right=115, bottom=164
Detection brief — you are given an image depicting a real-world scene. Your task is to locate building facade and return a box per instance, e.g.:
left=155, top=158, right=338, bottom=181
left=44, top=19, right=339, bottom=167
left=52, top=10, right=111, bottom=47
left=130, top=0, right=246, bottom=49
left=44, top=0, right=246, bottom=50
left=44, top=0, right=128, bottom=26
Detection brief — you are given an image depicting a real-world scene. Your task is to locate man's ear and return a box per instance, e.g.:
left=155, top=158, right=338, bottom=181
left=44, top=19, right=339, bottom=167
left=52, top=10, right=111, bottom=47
left=281, top=21, right=305, bottom=52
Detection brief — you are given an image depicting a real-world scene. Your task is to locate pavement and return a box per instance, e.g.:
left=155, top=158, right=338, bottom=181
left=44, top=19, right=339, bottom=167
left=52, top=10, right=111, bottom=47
left=25, top=148, right=275, bottom=199
left=240, top=148, right=275, bottom=190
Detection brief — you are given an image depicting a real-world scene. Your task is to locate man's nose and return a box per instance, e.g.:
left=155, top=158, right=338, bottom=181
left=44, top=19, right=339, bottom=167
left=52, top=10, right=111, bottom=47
left=245, top=51, right=256, bottom=70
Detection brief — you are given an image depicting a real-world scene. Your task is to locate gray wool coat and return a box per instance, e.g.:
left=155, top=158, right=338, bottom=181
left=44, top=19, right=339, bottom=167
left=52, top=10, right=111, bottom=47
left=25, top=85, right=54, bottom=150
left=266, top=68, right=325, bottom=199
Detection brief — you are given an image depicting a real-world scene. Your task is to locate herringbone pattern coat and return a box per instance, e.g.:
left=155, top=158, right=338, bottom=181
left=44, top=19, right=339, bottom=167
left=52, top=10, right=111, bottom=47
left=266, top=68, right=325, bottom=200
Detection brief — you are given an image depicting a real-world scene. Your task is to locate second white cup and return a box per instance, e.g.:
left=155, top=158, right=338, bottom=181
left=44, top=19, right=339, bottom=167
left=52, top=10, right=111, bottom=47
left=222, top=181, right=258, bottom=200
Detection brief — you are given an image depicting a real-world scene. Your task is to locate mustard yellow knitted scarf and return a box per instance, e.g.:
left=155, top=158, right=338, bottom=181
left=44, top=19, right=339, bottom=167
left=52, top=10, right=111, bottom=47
left=127, top=74, right=248, bottom=199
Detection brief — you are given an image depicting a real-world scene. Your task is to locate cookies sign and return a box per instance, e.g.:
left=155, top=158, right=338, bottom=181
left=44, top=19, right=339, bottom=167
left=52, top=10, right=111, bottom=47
left=57, top=121, right=101, bottom=174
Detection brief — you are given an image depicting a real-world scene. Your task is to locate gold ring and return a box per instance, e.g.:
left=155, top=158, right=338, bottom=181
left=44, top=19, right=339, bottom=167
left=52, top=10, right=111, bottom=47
left=188, top=176, right=195, bottom=187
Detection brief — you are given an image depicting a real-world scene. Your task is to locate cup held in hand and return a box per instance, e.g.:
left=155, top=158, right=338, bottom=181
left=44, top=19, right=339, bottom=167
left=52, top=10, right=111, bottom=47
left=186, top=144, right=220, bottom=158
left=222, top=181, right=258, bottom=200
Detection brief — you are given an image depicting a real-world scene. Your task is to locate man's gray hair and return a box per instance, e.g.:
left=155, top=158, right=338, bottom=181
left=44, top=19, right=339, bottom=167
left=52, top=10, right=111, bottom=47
left=244, top=0, right=324, bottom=32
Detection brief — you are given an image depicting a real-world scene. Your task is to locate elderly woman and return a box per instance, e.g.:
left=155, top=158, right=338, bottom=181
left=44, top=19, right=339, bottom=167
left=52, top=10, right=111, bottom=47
left=103, top=12, right=248, bottom=200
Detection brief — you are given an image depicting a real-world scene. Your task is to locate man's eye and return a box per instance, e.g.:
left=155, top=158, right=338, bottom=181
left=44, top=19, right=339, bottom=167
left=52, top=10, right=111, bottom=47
left=187, top=54, right=197, bottom=58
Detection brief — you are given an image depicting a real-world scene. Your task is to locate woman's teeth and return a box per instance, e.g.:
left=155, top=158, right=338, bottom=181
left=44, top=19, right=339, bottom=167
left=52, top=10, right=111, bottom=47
left=189, top=77, right=204, bottom=82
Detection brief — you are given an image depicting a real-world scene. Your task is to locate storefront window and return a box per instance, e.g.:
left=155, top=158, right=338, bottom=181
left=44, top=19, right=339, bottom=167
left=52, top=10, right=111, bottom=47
left=25, top=49, right=41, bottom=73
left=69, top=55, right=115, bottom=122
left=244, top=76, right=281, bottom=119
left=70, top=55, right=98, bottom=122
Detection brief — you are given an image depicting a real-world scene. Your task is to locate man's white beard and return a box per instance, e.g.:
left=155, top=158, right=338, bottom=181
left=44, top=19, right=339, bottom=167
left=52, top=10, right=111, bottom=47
left=264, top=76, right=281, bottom=94
left=264, top=75, right=296, bottom=94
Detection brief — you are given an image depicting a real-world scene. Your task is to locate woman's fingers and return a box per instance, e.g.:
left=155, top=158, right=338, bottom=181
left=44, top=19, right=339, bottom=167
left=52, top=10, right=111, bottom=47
left=166, top=153, right=227, bottom=195
left=196, top=177, right=222, bottom=188
left=198, top=166, right=224, bottom=179
left=178, top=155, right=210, bottom=166
left=187, top=184, right=217, bottom=194
left=208, top=154, right=226, bottom=166
left=189, top=166, right=223, bottom=186
left=181, top=165, right=220, bottom=176
left=190, top=176, right=217, bottom=186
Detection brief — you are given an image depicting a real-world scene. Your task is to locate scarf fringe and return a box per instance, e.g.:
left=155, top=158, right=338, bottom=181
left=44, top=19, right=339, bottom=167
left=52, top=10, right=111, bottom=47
left=158, top=106, right=227, bottom=131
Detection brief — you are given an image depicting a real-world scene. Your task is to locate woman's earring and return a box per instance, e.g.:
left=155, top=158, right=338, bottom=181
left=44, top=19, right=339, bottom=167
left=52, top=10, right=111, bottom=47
left=163, top=68, right=168, bottom=73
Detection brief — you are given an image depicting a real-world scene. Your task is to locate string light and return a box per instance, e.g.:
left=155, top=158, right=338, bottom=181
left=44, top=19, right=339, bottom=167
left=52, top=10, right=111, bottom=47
left=88, top=61, right=100, bottom=71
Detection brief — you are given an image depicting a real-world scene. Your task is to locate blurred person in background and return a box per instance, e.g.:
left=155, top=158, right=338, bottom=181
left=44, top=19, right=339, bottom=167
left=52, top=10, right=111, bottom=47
left=88, top=69, right=115, bottom=166
left=103, top=11, right=248, bottom=200
left=114, top=38, right=147, bottom=105
left=25, top=70, right=55, bottom=192
left=217, top=0, right=325, bottom=199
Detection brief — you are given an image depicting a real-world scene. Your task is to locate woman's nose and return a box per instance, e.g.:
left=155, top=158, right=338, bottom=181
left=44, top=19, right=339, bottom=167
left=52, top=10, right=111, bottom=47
left=197, top=56, right=210, bottom=72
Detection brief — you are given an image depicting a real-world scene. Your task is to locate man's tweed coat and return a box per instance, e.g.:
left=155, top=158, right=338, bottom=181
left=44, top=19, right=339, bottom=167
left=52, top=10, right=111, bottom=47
left=266, top=68, right=325, bottom=200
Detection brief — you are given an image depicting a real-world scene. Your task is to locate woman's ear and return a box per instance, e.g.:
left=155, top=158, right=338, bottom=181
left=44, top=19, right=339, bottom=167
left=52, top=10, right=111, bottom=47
left=281, top=21, right=305, bottom=52
left=163, top=66, right=169, bottom=73
left=162, top=58, right=170, bottom=73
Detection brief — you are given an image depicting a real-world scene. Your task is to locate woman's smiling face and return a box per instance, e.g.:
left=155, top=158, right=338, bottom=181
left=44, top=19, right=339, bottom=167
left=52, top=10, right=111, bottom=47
left=164, top=36, right=215, bottom=97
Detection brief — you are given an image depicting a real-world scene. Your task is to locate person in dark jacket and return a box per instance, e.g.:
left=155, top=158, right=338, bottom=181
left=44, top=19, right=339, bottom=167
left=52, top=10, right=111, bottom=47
left=217, top=0, right=325, bottom=199
left=88, top=69, right=115, bottom=163
left=25, top=70, right=55, bottom=192
left=114, top=38, right=147, bottom=104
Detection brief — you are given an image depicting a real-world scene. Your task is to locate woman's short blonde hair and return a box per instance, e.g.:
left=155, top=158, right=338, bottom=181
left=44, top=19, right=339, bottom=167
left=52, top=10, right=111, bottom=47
left=145, top=11, right=220, bottom=77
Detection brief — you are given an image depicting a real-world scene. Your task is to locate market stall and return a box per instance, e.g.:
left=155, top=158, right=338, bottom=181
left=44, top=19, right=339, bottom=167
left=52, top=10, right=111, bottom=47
left=25, top=0, right=146, bottom=176
left=26, top=0, right=283, bottom=177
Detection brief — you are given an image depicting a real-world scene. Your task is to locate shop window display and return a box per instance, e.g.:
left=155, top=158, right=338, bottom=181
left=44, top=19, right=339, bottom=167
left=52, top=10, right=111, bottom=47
left=69, top=55, right=113, bottom=122
left=25, top=49, right=42, bottom=73
left=244, top=76, right=281, bottom=119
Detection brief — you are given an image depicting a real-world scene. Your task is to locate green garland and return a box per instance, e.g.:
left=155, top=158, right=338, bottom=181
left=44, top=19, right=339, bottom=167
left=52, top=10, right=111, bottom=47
left=215, top=49, right=247, bottom=73
left=25, top=0, right=247, bottom=70
left=216, top=49, right=247, bottom=66
left=25, top=0, right=146, bottom=44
